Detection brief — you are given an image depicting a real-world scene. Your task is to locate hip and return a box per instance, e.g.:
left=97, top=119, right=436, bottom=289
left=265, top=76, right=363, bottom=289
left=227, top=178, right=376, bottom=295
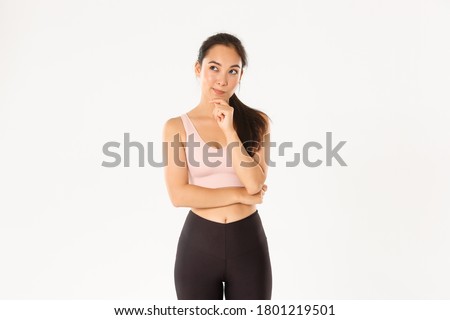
left=178, top=208, right=268, bottom=259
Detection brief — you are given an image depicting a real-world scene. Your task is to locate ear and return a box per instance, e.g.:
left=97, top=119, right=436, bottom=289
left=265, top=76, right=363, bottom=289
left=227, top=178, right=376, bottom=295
left=194, top=61, right=201, bottom=77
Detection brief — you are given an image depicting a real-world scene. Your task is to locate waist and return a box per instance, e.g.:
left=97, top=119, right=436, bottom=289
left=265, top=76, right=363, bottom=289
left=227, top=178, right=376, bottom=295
left=189, top=203, right=257, bottom=223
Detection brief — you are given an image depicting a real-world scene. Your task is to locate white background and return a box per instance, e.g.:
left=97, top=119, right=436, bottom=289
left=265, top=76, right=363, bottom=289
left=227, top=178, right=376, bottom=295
left=1, top=0, right=449, bottom=299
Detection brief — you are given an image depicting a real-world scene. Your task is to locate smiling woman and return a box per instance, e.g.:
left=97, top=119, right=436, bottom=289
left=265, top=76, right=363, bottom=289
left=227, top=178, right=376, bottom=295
left=163, top=32, right=273, bottom=300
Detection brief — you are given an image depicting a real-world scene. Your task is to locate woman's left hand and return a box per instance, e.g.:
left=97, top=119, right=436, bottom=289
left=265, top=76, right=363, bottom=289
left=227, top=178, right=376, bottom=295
left=210, top=98, right=235, bottom=135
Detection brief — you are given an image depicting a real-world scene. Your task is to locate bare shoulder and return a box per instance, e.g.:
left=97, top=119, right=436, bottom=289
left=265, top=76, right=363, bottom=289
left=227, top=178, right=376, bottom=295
left=163, top=116, right=185, bottom=141
left=163, top=116, right=182, bottom=131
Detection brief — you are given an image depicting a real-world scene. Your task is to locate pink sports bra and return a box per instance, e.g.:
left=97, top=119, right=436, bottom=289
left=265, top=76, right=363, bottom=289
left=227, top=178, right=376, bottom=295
left=180, top=113, right=244, bottom=188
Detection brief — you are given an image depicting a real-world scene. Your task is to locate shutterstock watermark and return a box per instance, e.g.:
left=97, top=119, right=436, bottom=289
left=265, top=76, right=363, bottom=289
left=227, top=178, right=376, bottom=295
left=101, top=132, right=347, bottom=168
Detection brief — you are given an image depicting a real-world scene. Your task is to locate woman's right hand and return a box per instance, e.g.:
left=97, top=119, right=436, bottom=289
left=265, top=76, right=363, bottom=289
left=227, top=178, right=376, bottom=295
left=239, top=184, right=268, bottom=205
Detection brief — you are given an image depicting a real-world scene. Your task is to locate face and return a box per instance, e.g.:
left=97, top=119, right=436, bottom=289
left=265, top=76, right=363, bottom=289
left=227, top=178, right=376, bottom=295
left=195, top=44, right=243, bottom=101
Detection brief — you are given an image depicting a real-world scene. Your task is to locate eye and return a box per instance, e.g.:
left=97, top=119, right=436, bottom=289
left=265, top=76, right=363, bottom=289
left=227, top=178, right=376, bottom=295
left=209, top=66, right=238, bottom=75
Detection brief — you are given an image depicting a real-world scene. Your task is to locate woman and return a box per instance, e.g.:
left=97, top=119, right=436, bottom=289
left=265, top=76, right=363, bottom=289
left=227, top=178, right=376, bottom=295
left=163, top=32, right=272, bottom=300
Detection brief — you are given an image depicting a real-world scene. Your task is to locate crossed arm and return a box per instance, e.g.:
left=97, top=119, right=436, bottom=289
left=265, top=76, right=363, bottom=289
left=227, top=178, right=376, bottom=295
left=163, top=114, right=270, bottom=208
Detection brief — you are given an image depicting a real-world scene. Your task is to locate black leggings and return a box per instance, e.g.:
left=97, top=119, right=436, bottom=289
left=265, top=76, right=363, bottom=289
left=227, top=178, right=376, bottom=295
left=174, top=209, right=272, bottom=300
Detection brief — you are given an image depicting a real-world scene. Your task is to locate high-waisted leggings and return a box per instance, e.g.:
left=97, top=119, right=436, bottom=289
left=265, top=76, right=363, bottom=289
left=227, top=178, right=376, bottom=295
left=174, top=209, right=272, bottom=300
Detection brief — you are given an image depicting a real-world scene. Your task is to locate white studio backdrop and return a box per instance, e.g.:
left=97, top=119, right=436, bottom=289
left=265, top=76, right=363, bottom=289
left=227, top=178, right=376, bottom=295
left=0, top=0, right=449, bottom=299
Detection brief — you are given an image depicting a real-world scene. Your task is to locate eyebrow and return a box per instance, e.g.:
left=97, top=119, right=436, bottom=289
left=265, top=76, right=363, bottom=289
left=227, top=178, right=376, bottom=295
left=208, top=60, right=241, bottom=69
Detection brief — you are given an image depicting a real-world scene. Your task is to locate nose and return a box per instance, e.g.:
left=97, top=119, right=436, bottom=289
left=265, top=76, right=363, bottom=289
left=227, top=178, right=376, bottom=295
left=216, top=74, right=228, bottom=86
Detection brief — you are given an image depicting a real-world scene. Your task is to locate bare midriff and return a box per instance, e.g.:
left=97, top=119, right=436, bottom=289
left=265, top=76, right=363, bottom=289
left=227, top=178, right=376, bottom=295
left=190, top=203, right=257, bottom=224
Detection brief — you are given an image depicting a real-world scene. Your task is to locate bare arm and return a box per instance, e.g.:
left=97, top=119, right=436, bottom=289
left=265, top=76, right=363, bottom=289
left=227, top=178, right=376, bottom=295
left=163, top=117, right=264, bottom=208
left=225, top=112, right=271, bottom=195
left=170, top=185, right=245, bottom=208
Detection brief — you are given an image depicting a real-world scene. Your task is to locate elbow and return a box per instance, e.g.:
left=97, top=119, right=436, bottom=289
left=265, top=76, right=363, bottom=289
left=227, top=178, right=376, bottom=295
left=171, top=198, right=184, bottom=208
left=243, top=170, right=267, bottom=195
left=171, top=199, right=182, bottom=208
left=168, top=190, right=184, bottom=207
left=169, top=196, right=180, bottom=207
left=171, top=195, right=186, bottom=208
left=245, top=182, right=264, bottom=195
left=167, top=184, right=192, bottom=207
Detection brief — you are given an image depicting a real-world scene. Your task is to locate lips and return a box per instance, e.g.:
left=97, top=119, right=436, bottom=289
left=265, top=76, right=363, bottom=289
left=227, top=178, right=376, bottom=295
left=213, top=88, right=225, bottom=95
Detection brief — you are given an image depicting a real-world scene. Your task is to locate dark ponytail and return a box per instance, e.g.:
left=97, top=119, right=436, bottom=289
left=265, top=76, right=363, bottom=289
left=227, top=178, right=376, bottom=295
left=197, top=32, right=271, bottom=157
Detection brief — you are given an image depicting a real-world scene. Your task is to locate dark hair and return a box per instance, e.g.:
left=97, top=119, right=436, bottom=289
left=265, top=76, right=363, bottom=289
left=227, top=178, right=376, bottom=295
left=197, top=32, right=271, bottom=157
